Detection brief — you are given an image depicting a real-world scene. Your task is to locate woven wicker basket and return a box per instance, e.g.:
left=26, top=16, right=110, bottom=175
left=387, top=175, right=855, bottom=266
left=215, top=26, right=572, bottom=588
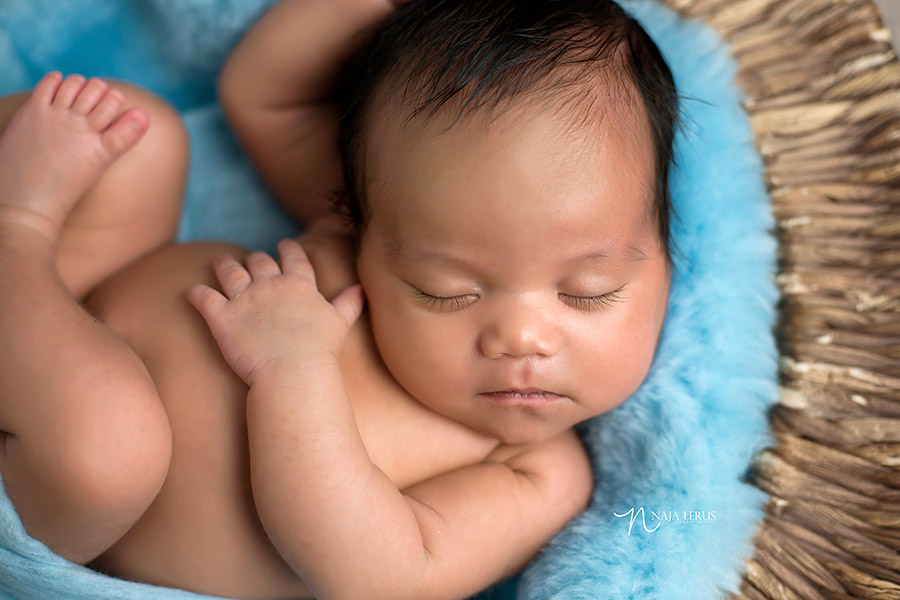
left=656, top=0, right=900, bottom=598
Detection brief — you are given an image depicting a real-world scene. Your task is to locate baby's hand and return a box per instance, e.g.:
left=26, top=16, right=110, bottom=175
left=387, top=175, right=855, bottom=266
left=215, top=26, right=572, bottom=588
left=187, top=239, right=364, bottom=386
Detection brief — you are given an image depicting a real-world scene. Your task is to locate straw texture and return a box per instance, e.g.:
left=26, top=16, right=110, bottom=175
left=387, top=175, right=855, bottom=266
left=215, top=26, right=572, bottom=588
left=658, top=0, right=900, bottom=598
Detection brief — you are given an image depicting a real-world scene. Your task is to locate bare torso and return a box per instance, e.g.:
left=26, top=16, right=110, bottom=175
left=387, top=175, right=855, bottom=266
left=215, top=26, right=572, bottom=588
left=85, top=228, right=502, bottom=598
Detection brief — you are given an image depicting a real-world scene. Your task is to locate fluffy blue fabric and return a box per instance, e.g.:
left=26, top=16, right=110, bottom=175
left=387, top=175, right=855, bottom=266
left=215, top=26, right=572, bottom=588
left=0, top=0, right=778, bottom=598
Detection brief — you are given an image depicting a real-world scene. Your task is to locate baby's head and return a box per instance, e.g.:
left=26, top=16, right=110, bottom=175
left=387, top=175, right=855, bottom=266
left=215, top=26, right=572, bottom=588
left=337, top=0, right=678, bottom=444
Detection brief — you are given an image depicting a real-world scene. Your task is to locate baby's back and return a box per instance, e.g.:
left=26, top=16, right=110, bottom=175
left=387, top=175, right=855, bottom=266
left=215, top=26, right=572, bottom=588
left=84, top=234, right=497, bottom=598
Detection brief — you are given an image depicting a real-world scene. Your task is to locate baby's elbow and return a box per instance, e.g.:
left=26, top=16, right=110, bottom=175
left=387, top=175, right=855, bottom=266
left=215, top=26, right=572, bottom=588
left=542, top=435, right=594, bottom=524
left=217, top=50, right=263, bottom=126
left=216, top=63, right=243, bottom=123
left=317, top=578, right=428, bottom=600
left=567, top=445, right=594, bottom=516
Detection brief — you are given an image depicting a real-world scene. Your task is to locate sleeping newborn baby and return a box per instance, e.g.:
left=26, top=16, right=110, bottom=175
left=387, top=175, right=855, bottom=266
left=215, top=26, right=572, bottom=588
left=0, top=0, right=676, bottom=598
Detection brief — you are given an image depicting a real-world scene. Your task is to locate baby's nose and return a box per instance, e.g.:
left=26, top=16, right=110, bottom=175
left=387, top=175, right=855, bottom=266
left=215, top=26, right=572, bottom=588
left=478, top=304, right=560, bottom=359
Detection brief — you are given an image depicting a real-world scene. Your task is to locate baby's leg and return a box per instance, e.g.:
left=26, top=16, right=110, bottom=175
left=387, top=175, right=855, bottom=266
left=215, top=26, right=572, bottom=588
left=0, top=73, right=173, bottom=564
left=0, top=73, right=188, bottom=298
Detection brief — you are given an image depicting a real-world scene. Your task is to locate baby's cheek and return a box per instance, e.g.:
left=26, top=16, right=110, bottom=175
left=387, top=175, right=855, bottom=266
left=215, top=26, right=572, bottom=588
left=408, top=324, right=470, bottom=383
left=594, top=311, right=658, bottom=394
left=626, top=314, right=661, bottom=378
left=376, top=315, right=462, bottom=393
left=619, top=272, right=669, bottom=374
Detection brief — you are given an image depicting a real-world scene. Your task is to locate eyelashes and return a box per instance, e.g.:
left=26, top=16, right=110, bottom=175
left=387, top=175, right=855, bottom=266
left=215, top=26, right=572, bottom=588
left=412, top=288, right=625, bottom=313
left=559, top=289, right=624, bottom=312
left=413, top=291, right=478, bottom=313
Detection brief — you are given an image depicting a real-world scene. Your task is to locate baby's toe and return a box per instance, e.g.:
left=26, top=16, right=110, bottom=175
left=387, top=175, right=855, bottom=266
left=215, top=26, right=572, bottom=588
left=71, top=78, right=109, bottom=116
left=86, top=88, right=126, bottom=131
left=51, top=74, right=87, bottom=109
left=31, top=72, right=64, bottom=106
left=100, top=108, right=149, bottom=157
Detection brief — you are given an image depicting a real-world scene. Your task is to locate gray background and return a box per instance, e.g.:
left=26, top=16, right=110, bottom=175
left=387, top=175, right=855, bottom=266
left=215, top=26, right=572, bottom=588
left=874, top=0, right=899, bottom=50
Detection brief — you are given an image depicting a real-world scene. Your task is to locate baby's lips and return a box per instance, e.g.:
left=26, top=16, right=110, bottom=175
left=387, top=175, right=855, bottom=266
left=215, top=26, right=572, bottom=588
left=478, top=389, right=567, bottom=407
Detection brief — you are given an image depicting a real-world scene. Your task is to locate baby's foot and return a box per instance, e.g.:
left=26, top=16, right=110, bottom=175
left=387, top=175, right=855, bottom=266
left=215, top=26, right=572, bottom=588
left=0, top=72, right=149, bottom=243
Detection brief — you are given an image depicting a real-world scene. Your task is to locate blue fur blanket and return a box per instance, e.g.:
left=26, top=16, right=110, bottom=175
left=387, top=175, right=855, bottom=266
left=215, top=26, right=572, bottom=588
left=0, top=1, right=778, bottom=598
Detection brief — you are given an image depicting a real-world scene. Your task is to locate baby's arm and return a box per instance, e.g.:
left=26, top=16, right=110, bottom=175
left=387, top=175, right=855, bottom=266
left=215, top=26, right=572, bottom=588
left=188, top=240, right=593, bottom=600
left=218, top=0, right=399, bottom=226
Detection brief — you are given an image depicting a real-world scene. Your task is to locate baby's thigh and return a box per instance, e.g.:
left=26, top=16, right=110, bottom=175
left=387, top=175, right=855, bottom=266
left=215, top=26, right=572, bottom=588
left=86, top=241, right=253, bottom=505
left=87, top=243, right=307, bottom=596
left=86, top=242, right=252, bottom=484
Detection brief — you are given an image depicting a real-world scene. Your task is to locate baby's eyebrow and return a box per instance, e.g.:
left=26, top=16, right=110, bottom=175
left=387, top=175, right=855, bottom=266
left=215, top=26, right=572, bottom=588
left=572, top=246, right=648, bottom=264
left=384, top=241, right=467, bottom=265
left=386, top=240, right=648, bottom=267
left=384, top=240, right=423, bottom=259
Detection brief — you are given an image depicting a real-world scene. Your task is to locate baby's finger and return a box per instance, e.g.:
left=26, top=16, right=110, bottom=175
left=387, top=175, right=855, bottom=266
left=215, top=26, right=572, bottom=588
left=212, top=254, right=252, bottom=299
left=277, top=239, right=316, bottom=281
left=331, top=284, right=366, bottom=329
left=245, top=251, right=281, bottom=280
left=186, top=283, right=227, bottom=321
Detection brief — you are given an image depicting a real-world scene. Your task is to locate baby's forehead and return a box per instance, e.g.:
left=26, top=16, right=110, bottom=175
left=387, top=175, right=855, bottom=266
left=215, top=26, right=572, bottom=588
left=366, top=72, right=656, bottom=193
left=362, top=80, right=659, bottom=237
left=369, top=66, right=651, bottom=159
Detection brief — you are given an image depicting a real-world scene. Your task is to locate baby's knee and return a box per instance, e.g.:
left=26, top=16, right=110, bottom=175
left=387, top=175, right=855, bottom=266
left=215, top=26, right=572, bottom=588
left=63, top=385, right=173, bottom=515
left=2, top=379, right=172, bottom=562
left=24, top=372, right=175, bottom=542
left=105, top=80, right=189, bottom=173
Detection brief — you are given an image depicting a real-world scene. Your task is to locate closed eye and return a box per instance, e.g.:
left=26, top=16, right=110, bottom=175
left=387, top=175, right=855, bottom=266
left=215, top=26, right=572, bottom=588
left=559, top=288, right=624, bottom=312
left=413, top=291, right=479, bottom=313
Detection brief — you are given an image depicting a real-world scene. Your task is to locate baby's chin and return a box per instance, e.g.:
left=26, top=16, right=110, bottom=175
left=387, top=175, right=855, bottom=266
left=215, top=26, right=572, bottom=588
left=484, top=420, right=577, bottom=446
left=457, top=404, right=584, bottom=446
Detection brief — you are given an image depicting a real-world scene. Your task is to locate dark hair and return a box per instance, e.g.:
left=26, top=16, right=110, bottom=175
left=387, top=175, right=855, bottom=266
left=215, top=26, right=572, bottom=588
left=335, top=0, right=679, bottom=257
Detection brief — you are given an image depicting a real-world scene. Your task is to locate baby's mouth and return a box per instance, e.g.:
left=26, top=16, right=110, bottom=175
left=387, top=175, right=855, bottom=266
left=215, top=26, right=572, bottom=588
left=479, top=389, right=566, bottom=407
